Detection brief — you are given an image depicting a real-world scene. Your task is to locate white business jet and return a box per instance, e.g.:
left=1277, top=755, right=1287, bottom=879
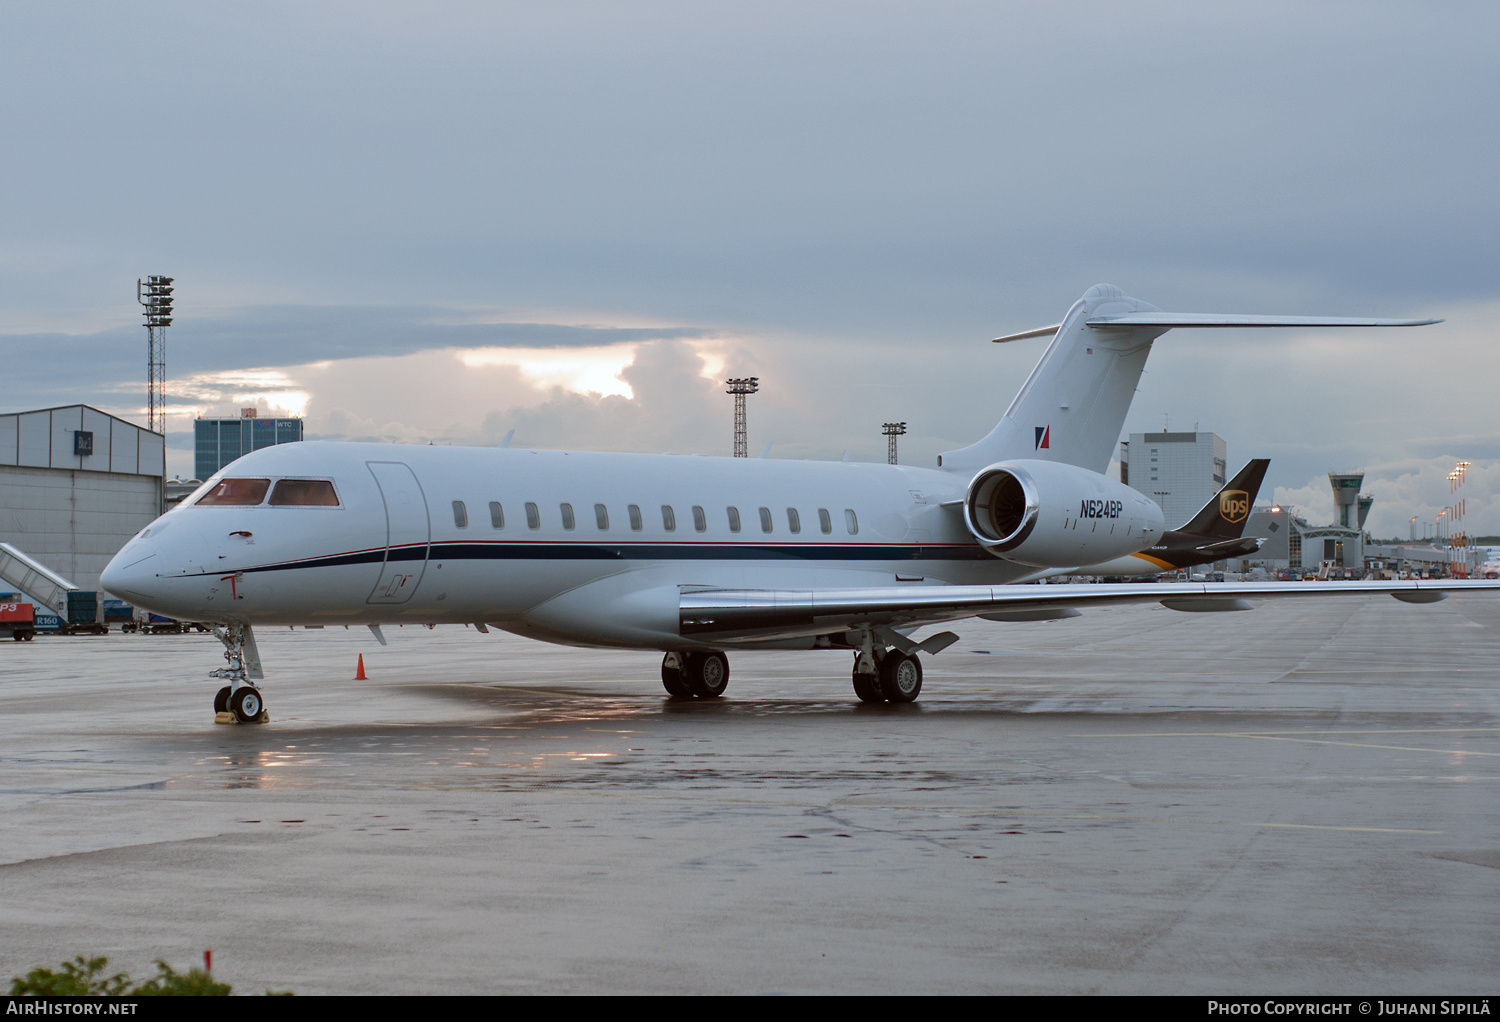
left=101, top=284, right=1482, bottom=722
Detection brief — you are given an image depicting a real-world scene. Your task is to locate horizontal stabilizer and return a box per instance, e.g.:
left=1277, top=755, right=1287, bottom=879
left=991, top=323, right=1063, bottom=344
left=1086, top=313, right=1440, bottom=329
left=1189, top=536, right=1265, bottom=558
left=989, top=312, right=1438, bottom=344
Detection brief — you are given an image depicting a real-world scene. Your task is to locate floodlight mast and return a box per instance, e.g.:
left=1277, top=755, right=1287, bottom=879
left=137, top=275, right=174, bottom=434
left=882, top=422, right=907, bottom=465
left=726, top=377, right=759, bottom=458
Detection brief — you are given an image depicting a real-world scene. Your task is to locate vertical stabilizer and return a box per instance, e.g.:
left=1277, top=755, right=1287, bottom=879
left=940, top=285, right=1170, bottom=475
left=1179, top=458, right=1270, bottom=537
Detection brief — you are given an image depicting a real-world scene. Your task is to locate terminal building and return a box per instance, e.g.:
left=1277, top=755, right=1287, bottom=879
left=0, top=404, right=165, bottom=596
left=1241, top=471, right=1479, bottom=576
left=1119, top=431, right=1227, bottom=527
left=194, top=408, right=303, bottom=480
left=1244, top=472, right=1369, bottom=573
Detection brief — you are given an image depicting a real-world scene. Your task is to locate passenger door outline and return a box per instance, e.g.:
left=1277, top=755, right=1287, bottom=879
left=366, top=461, right=430, bottom=605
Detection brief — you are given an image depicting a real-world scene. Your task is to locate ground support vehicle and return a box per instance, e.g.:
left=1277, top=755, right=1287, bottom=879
left=0, top=602, right=36, bottom=641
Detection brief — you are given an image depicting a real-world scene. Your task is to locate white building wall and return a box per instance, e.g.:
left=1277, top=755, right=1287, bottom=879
left=1126, top=431, right=1227, bottom=527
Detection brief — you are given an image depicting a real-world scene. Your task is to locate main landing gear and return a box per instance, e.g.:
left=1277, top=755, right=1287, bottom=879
left=661, top=651, right=730, bottom=699
left=658, top=645, right=925, bottom=704
left=210, top=622, right=268, bottom=724
left=851, top=648, right=923, bottom=704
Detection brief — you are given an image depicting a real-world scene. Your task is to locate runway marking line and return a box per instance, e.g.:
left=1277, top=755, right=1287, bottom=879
left=1071, top=727, right=1500, bottom=758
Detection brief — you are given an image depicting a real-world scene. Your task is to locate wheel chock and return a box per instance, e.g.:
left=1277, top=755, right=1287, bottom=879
left=214, top=710, right=272, bottom=725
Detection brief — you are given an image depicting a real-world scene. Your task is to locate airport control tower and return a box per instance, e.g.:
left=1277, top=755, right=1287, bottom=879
left=1329, top=472, right=1365, bottom=529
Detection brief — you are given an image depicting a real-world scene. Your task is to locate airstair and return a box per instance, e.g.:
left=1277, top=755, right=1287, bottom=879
left=0, top=542, right=79, bottom=615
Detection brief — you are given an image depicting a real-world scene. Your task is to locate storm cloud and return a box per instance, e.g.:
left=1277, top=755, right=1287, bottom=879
left=2, top=1, right=1497, bottom=537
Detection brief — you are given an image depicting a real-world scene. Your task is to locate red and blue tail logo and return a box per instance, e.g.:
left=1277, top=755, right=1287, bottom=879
left=1034, top=425, right=1050, bottom=450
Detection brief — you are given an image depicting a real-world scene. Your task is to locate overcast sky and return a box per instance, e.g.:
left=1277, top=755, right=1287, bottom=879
left=3, top=1, right=1498, bottom=539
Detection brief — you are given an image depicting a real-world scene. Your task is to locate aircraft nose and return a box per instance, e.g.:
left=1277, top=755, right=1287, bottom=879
left=100, top=540, right=161, bottom=606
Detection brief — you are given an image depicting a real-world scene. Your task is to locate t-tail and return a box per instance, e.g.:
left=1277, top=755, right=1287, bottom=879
left=939, top=284, right=1439, bottom=476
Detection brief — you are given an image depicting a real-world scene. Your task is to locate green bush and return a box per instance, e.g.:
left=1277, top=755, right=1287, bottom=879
left=10, top=955, right=284, bottom=996
left=9, top=956, right=131, bottom=996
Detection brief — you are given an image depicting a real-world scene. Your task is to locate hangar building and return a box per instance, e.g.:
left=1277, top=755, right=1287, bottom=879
left=0, top=404, right=165, bottom=596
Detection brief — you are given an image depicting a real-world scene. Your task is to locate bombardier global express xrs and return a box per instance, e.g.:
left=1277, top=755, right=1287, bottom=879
left=101, top=284, right=1495, bottom=722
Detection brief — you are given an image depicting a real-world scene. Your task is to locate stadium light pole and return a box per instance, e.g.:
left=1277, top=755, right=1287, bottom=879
left=882, top=422, right=907, bottom=465
left=725, top=377, right=759, bottom=458
left=137, top=275, right=174, bottom=434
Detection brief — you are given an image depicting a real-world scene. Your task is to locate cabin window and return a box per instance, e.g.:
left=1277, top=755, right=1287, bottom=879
left=489, top=501, right=505, bottom=529
left=759, top=507, right=773, bottom=533
left=818, top=508, right=832, bottom=534
left=525, top=502, right=541, bottom=529
left=267, top=479, right=339, bottom=507
left=628, top=505, right=643, bottom=531
left=727, top=507, right=741, bottom=533
left=662, top=505, right=677, bottom=532
left=595, top=503, right=609, bottom=530
left=692, top=506, right=707, bottom=532
left=195, top=478, right=271, bottom=506
left=845, top=509, right=859, bottom=535
left=560, top=503, right=576, bottom=530
left=452, top=500, right=468, bottom=528
left=786, top=508, right=801, bottom=534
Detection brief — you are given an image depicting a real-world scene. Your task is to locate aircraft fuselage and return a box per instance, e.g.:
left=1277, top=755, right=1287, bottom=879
left=108, top=440, right=1133, bottom=650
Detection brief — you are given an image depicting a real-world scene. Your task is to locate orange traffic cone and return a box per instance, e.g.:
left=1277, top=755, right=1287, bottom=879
left=355, top=654, right=367, bottom=680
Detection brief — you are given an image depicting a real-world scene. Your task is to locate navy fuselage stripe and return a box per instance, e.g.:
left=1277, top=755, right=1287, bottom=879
left=239, top=541, right=990, bottom=574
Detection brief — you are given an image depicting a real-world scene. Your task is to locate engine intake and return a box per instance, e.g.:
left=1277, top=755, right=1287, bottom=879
left=965, top=466, right=1040, bottom=549
left=963, top=460, right=1164, bottom=568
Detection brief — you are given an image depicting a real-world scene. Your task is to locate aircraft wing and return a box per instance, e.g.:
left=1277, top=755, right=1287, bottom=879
left=680, top=579, right=1499, bottom=644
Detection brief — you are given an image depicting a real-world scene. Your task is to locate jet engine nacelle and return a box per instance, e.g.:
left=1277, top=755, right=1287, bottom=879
left=963, top=459, right=1164, bottom=568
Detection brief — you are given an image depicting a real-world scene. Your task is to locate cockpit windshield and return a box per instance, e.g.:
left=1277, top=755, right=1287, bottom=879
left=269, top=479, right=340, bottom=506
left=194, top=478, right=271, bottom=506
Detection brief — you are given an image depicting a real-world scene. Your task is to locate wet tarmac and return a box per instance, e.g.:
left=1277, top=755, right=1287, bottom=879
left=2, top=594, right=1498, bottom=994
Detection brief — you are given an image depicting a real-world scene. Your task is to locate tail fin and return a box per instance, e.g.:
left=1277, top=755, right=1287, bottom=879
left=939, top=284, right=1438, bottom=476
left=940, top=284, right=1168, bottom=474
left=1179, top=459, right=1270, bottom=537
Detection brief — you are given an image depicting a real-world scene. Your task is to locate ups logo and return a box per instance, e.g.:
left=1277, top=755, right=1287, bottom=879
left=1218, top=489, right=1250, bottom=524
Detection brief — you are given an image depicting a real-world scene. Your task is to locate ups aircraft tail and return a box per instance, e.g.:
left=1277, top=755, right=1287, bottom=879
left=938, top=284, right=1438, bottom=475
left=1179, top=458, right=1269, bottom=538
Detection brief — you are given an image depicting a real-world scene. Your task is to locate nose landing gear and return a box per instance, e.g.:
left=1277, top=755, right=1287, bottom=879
left=210, top=622, right=269, bottom=724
